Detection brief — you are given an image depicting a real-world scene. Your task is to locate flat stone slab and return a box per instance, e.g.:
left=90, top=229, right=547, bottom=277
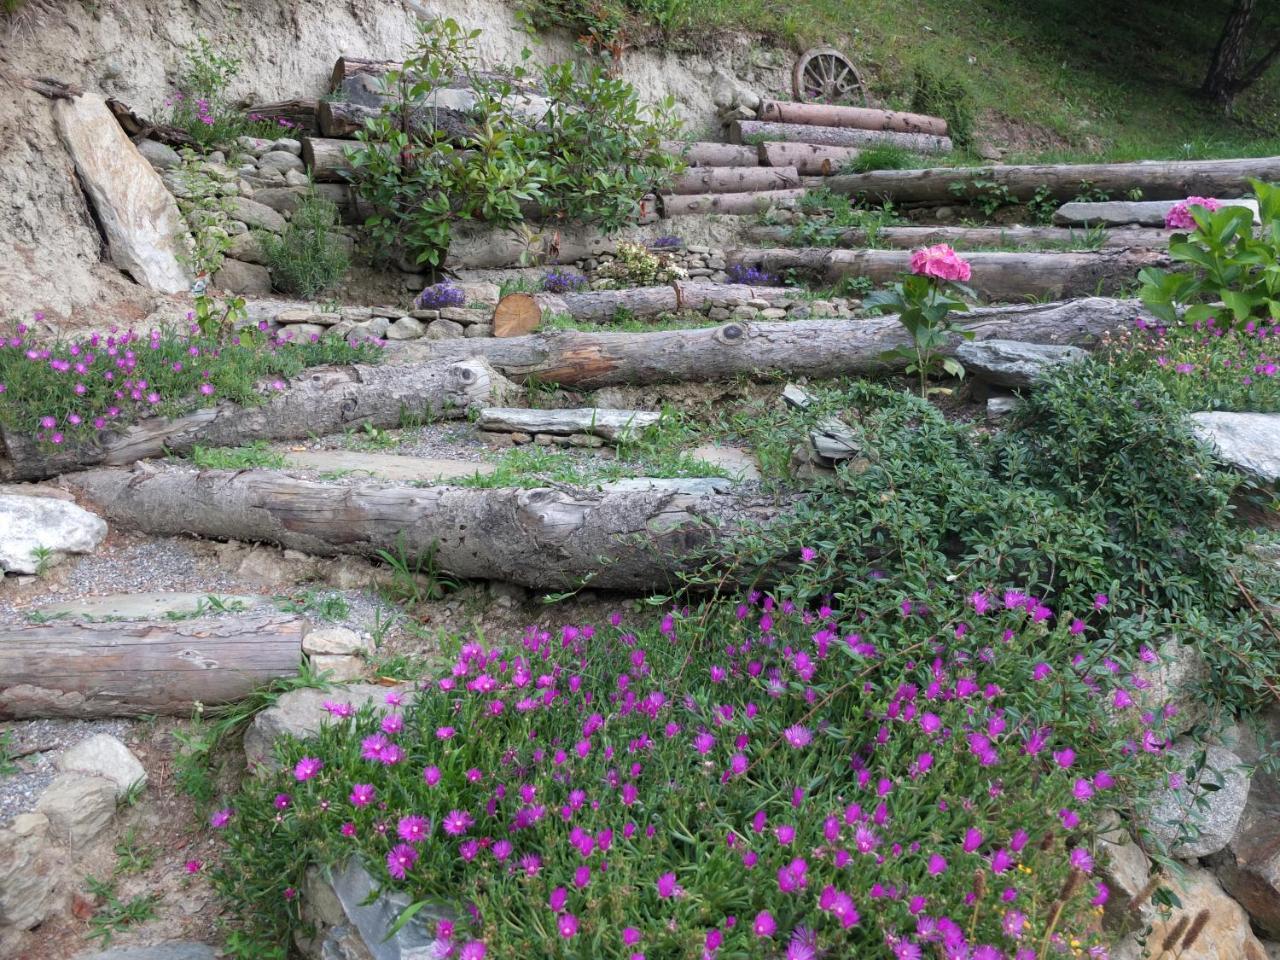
left=74, top=945, right=217, bottom=960
left=1054, top=198, right=1259, bottom=227
left=605, top=477, right=734, bottom=495
left=1190, top=411, right=1280, bottom=483
left=39, top=591, right=263, bottom=619
left=478, top=407, right=661, bottom=442
left=689, top=444, right=761, bottom=480
left=956, top=339, right=1088, bottom=388
left=279, top=450, right=496, bottom=483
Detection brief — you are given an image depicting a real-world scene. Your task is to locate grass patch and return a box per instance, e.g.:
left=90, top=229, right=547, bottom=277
left=190, top=441, right=286, bottom=470
left=539, top=310, right=729, bottom=333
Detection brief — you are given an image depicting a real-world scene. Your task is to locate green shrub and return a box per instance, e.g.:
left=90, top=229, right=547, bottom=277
left=909, top=64, right=975, bottom=148
left=256, top=193, right=351, bottom=298
left=165, top=37, right=288, bottom=150
left=846, top=144, right=914, bottom=173
left=347, top=18, right=681, bottom=269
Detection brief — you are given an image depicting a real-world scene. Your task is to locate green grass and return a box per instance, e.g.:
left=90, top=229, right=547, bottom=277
left=539, top=310, right=728, bottom=333
left=189, top=441, right=286, bottom=470
left=622, top=0, right=1280, bottom=160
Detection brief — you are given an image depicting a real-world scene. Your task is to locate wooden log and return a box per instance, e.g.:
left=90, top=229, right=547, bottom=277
left=0, top=614, right=305, bottom=719
left=662, top=189, right=805, bottom=216
left=548, top=282, right=794, bottom=322
left=667, top=165, right=799, bottom=195
left=301, top=136, right=357, bottom=182
left=478, top=407, right=661, bottom=440
left=661, top=141, right=759, bottom=167
left=0, top=358, right=504, bottom=482
left=757, top=142, right=861, bottom=176
left=727, top=247, right=1166, bottom=302
left=244, top=99, right=318, bottom=135
left=758, top=100, right=948, bottom=137
left=317, top=99, right=475, bottom=142
left=61, top=468, right=776, bottom=593
left=731, top=120, right=952, bottom=155
left=404, top=297, right=1140, bottom=388
left=825, top=156, right=1280, bottom=204
left=743, top=223, right=1175, bottom=250
left=493, top=293, right=547, bottom=338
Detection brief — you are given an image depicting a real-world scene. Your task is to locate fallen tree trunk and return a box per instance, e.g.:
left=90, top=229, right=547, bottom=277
left=730, top=120, right=952, bottom=155
left=0, top=358, right=503, bottom=482
left=757, top=142, right=861, bottom=175
left=0, top=614, right=305, bottom=719
left=744, top=223, right=1175, bottom=250
left=662, top=141, right=759, bottom=166
left=531, top=282, right=796, bottom=322
left=662, top=189, right=805, bottom=216
left=668, top=165, right=800, bottom=195
left=316, top=99, right=475, bottom=141
left=61, top=469, right=777, bottom=592
left=405, top=297, right=1140, bottom=388
left=826, top=156, right=1280, bottom=204
left=302, top=136, right=357, bottom=182
left=758, top=100, right=948, bottom=137
left=244, top=99, right=318, bottom=135
left=728, top=248, right=1166, bottom=301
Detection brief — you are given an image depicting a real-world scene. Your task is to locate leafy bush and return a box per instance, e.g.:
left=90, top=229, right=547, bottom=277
left=518, top=0, right=691, bottom=46
left=212, top=578, right=1167, bottom=959
left=594, top=240, right=686, bottom=288
left=347, top=18, right=681, bottom=269
left=1139, top=180, right=1280, bottom=328
left=910, top=65, right=975, bottom=149
left=0, top=307, right=382, bottom=448
left=256, top=193, right=351, bottom=299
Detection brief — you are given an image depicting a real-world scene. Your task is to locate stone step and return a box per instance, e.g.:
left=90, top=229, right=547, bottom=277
left=38, top=591, right=264, bottom=620
left=276, top=449, right=496, bottom=483
left=1053, top=197, right=1259, bottom=227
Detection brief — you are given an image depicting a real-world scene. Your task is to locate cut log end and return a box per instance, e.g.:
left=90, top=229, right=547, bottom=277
left=494, top=293, right=545, bottom=338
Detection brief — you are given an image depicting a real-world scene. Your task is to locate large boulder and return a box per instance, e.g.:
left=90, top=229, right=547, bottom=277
left=35, top=773, right=117, bottom=845
left=1210, top=791, right=1280, bottom=938
left=223, top=196, right=288, bottom=233
left=52, top=93, right=192, bottom=293
left=0, top=494, right=107, bottom=574
left=1190, top=412, right=1280, bottom=484
left=1138, top=742, right=1250, bottom=858
left=954, top=339, right=1088, bottom=388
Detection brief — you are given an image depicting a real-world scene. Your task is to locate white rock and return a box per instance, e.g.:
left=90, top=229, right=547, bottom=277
left=955, top=339, right=1088, bottom=387
left=1139, top=741, right=1250, bottom=858
left=53, top=93, right=192, bottom=293
left=0, top=494, right=107, bottom=574
left=1190, top=411, right=1280, bottom=483
left=36, top=772, right=117, bottom=845
left=58, top=734, right=146, bottom=797
left=245, top=685, right=413, bottom=770
left=303, top=626, right=371, bottom=657
left=310, top=654, right=366, bottom=682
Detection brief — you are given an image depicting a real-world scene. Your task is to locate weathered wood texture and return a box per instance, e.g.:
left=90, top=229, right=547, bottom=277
left=668, top=166, right=800, bottom=195
left=316, top=99, right=475, bottom=141
left=0, top=358, right=504, bottom=482
left=728, top=248, right=1166, bottom=301
left=302, top=136, right=358, bottom=182
left=62, top=469, right=776, bottom=592
left=662, top=189, right=805, bottom=216
left=531, top=282, right=796, bottom=322
left=731, top=120, right=952, bottom=155
left=405, top=298, right=1140, bottom=388
left=826, top=156, right=1280, bottom=204
left=757, top=142, right=861, bottom=175
left=758, top=100, right=948, bottom=136
left=662, top=141, right=760, bottom=167
left=744, top=223, right=1176, bottom=250
left=244, top=99, right=318, bottom=134
left=0, top=614, right=305, bottom=718
left=478, top=407, right=661, bottom=440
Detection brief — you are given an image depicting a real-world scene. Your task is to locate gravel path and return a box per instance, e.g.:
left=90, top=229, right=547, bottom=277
left=0, top=717, right=135, bottom=827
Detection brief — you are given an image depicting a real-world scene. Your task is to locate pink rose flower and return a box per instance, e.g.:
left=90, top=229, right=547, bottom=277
left=909, top=244, right=972, bottom=282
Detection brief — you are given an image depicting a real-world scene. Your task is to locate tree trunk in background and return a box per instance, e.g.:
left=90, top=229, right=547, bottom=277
left=1202, top=0, right=1280, bottom=108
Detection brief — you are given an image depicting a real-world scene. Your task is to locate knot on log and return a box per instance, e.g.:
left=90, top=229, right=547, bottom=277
left=716, top=323, right=748, bottom=344
left=453, top=362, right=477, bottom=385
left=339, top=396, right=360, bottom=420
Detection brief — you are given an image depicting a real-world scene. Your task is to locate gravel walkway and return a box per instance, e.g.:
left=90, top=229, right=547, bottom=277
left=0, top=717, right=135, bottom=827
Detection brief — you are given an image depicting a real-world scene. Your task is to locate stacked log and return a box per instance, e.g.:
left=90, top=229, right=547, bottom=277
left=758, top=100, right=947, bottom=137
left=731, top=119, right=952, bottom=155
left=727, top=248, right=1166, bottom=301
left=825, top=156, right=1280, bottom=204
left=316, top=99, right=475, bottom=141
left=668, top=166, right=800, bottom=195
left=662, top=141, right=760, bottom=167
left=757, top=142, right=861, bottom=176
left=244, top=99, right=318, bottom=134
left=743, top=224, right=1175, bottom=251
left=662, top=189, right=805, bottom=216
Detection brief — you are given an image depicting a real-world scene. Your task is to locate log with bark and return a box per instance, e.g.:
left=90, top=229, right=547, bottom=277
left=661, top=141, right=760, bottom=167
left=521, top=282, right=797, bottom=322
left=0, top=358, right=505, bottom=482
left=757, top=100, right=948, bottom=137
left=477, top=407, right=661, bottom=440
left=61, top=468, right=777, bottom=593
left=825, top=156, right=1280, bottom=204
left=301, top=136, right=358, bottom=182
left=728, top=248, right=1166, bottom=301
left=0, top=614, right=305, bottom=719
left=744, top=223, right=1175, bottom=250
left=661, top=189, right=805, bottom=216
left=244, top=99, right=318, bottom=135
left=106, top=98, right=197, bottom=148
left=730, top=120, right=952, bottom=155
left=405, top=298, right=1140, bottom=388
left=757, top=142, right=861, bottom=176
left=317, top=98, right=476, bottom=141
left=668, top=165, right=800, bottom=195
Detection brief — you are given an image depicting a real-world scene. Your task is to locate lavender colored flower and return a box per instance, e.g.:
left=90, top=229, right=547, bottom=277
left=727, top=263, right=777, bottom=286
left=416, top=282, right=466, bottom=310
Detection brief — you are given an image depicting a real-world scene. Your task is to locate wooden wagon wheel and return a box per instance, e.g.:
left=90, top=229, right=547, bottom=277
left=792, top=47, right=866, bottom=105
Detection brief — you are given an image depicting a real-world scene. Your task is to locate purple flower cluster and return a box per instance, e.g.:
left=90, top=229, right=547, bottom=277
left=727, top=263, right=778, bottom=286
left=541, top=271, right=589, bottom=294
left=649, top=235, right=683, bottom=250
left=415, top=282, right=466, bottom=310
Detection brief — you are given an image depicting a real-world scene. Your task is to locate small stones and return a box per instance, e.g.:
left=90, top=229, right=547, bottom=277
left=303, top=626, right=371, bottom=657
left=425, top=318, right=465, bottom=340
left=35, top=773, right=117, bottom=845
left=386, top=316, right=426, bottom=340
left=438, top=307, right=488, bottom=325
left=465, top=323, right=493, bottom=338
left=136, top=139, right=181, bottom=170
left=222, top=196, right=287, bottom=233
left=57, top=734, right=146, bottom=798
left=213, top=259, right=272, bottom=295
left=256, top=150, right=306, bottom=175
left=270, top=137, right=303, bottom=156
left=236, top=136, right=273, bottom=157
